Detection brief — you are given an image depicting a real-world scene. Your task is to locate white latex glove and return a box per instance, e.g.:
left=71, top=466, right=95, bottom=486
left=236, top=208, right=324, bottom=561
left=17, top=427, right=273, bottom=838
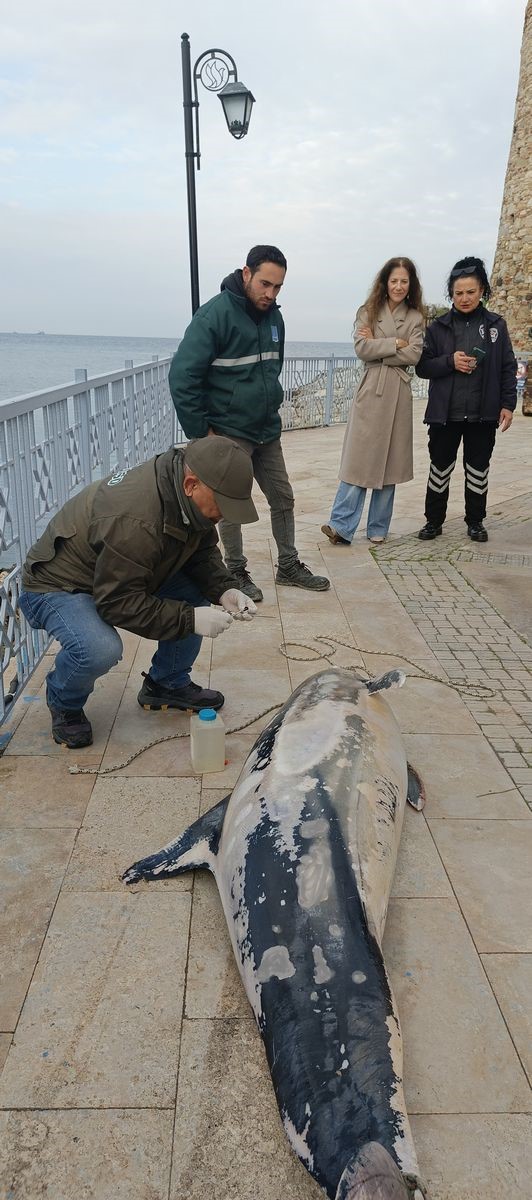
left=194, top=606, right=233, bottom=638
left=219, top=589, right=257, bottom=622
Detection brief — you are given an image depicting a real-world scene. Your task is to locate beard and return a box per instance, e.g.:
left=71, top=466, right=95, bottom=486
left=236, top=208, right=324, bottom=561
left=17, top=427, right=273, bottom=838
left=244, top=279, right=272, bottom=311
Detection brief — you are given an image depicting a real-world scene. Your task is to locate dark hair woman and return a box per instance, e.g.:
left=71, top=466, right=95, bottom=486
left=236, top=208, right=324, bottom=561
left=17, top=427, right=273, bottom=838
left=321, top=257, right=424, bottom=546
left=416, top=255, right=516, bottom=543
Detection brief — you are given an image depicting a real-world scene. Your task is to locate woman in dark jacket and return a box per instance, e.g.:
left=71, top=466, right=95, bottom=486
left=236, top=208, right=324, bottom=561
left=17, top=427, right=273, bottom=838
left=416, top=256, right=516, bottom=542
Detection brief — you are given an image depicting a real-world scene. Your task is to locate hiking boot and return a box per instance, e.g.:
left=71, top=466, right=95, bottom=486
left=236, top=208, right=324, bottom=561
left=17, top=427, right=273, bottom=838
left=467, top=522, right=488, bottom=543
left=231, top=568, right=263, bottom=603
left=321, top=524, right=350, bottom=546
left=137, top=673, right=224, bottom=712
left=275, top=560, right=330, bottom=591
left=48, top=705, right=93, bottom=749
left=418, top=522, right=442, bottom=541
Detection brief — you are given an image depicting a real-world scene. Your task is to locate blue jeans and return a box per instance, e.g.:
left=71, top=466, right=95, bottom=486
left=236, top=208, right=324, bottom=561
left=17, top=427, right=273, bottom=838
left=18, top=572, right=209, bottom=711
left=330, top=482, right=395, bottom=542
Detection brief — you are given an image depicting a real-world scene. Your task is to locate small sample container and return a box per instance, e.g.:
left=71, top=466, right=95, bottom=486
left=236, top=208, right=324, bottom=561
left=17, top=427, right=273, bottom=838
left=190, top=708, right=225, bottom=773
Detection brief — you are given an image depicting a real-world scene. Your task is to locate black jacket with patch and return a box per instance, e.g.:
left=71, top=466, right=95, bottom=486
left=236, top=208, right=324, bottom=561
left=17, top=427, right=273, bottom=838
left=416, top=306, right=517, bottom=424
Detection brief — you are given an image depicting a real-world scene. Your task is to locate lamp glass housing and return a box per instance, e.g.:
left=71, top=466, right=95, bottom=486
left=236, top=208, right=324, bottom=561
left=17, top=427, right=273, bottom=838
left=218, top=81, right=255, bottom=139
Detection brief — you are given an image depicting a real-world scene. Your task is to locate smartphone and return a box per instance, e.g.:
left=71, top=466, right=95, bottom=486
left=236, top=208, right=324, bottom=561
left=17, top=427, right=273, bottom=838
left=471, top=346, right=486, bottom=362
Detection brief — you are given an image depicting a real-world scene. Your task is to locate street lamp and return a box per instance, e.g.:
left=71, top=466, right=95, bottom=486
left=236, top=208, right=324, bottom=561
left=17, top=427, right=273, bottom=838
left=181, top=32, right=255, bottom=315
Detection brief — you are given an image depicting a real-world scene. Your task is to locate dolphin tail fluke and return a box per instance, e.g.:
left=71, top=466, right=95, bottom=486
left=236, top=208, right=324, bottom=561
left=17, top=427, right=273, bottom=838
left=407, top=763, right=426, bottom=811
left=335, top=1142, right=426, bottom=1199
left=122, top=794, right=230, bottom=885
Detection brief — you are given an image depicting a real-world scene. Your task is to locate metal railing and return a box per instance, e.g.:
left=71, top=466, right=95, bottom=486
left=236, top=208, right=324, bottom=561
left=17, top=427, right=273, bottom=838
left=0, top=353, right=428, bottom=726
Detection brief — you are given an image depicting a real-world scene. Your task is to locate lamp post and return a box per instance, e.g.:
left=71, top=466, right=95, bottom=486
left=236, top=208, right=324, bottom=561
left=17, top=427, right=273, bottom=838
left=181, top=33, right=255, bottom=315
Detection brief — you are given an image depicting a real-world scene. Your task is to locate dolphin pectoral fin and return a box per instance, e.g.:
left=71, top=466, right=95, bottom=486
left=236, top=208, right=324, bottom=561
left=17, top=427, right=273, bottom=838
left=407, top=763, right=426, bottom=811
left=122, top=794, right=230, bottom=884
left=366, top=670, right=406, bottom=694
left=335, top=1143, right=411, bottom=1199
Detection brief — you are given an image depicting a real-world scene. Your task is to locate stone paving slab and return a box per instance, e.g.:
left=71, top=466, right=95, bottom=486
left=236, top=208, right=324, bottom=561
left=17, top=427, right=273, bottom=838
left=185, top=872, right=249, bottom=1020
left=208, top=662, right=292, bottom=721
left=402, top=734, right=530, bottom=818
left=386, top=677, right=480, bottom=736
left=0, top=755, right=94, bottom=828
left=0, top=1034, right=11, bottom=1072
left=383, top=899, right=532, bottom=1113
left=0, top=826, right=77, bottom=1030
left=0, top=1109, right=174, bottom=1200
left=481, top=954, right=532, bottom=1087
left=0, top=891, right=190, bottom=1108
left=411, top=1115, right=532, bottom=1200
left=428, top=819, right=532, bottom=953
left=391, top=808, right=453, bottom=899
left=213, top=607, right=288, bottom=663
left=336, top=591, right=437, bottom=661
left=63, top=776, right=200, bottom=892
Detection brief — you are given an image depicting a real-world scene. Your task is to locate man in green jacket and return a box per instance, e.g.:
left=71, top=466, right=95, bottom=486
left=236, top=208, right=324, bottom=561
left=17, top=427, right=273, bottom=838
left=168, top=245, right=329, bottom=602
left=19, top=437, right=258, bottom=749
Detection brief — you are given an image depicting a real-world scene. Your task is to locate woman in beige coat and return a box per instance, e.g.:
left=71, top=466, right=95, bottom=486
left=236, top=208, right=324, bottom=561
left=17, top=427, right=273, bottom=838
left=321, top=257, right=424, bottom=544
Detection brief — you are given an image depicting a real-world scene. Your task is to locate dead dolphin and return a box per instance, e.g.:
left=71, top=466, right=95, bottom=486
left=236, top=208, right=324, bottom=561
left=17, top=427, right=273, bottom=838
left=123, top=667, right=427, bottom=1200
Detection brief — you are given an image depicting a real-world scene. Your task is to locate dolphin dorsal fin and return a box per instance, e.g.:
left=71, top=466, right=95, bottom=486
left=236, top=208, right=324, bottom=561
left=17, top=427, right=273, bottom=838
left=366, top=669, right=406, bottom=694
left=122, top=794, right=229, bottom=885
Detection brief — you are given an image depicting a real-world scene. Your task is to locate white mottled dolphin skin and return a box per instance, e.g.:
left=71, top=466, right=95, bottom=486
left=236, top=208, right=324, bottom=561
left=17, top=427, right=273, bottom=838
left=123, top=668, right=427, bottom=1200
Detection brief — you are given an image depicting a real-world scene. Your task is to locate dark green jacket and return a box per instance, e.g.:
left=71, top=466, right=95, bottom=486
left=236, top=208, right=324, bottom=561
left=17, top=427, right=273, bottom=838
left=21, top=449, right=235, bottom=641
left=169, top=270, right=285, bottom=444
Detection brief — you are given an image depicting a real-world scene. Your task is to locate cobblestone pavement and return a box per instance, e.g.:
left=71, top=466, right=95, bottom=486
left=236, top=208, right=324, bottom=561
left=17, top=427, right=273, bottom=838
left=372, top=493, right=532, bottom=810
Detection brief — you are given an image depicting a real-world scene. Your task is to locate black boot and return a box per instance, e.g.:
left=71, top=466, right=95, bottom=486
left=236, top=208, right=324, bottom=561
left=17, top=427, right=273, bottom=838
left=276, top=560, right=330, bottom=591
left=137, top=673, right=224, bottom=712
left=467, top=522, right=488, bottom=542
left=48, top=704, right=93, bottom=749
left=231, top=568, right=263, bottom=603
left=418, top=522, right=443, bottom=541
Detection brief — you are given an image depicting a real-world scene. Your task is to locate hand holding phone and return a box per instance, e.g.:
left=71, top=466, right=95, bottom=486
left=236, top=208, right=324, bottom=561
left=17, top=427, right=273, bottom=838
left=470, top=346, right=486, bottom=362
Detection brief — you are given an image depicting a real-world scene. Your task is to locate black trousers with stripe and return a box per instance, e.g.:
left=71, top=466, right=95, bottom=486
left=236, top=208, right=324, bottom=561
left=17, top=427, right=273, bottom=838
left=424, top=422, right=497, bottom=527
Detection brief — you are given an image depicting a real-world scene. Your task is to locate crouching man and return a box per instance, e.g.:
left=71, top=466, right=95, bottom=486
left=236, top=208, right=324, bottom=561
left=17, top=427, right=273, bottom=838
left=18, top=436, right=258, bottom=749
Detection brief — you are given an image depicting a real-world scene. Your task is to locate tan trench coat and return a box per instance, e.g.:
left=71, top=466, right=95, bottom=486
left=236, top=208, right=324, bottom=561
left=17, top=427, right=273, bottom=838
left=339, top=302, right=424, bottom=489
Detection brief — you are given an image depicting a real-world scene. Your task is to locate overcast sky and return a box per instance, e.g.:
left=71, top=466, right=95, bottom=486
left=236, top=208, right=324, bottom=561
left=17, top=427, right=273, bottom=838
left=0, top=0, right=527, bottom=341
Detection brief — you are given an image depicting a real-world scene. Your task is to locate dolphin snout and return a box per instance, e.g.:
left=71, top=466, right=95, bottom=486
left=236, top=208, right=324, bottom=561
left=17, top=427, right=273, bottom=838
left=335, top=1142, right=427, bottom=1199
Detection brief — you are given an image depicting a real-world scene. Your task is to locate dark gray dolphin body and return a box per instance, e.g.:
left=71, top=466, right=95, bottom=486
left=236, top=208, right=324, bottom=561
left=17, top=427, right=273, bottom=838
left=123, top=668, right=427, bottom=1200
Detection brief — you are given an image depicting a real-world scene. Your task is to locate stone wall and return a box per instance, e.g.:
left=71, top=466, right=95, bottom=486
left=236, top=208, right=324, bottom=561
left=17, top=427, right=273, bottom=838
left=490, top=0, right=531, bottom=355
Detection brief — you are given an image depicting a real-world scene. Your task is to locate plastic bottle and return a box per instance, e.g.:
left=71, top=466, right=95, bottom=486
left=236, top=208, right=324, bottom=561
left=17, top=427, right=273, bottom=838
left=190, top=708, right=226, bottom=773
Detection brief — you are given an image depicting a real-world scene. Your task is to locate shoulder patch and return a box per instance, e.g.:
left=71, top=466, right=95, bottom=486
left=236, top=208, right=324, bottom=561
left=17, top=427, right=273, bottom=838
left=490, top=327, right=498, bottom=343
left=107, top=468, right=130, bottom=487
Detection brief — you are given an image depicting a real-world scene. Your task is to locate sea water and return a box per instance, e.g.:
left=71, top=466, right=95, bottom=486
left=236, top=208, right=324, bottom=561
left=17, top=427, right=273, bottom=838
left=0, top=331, right=355, bottom=404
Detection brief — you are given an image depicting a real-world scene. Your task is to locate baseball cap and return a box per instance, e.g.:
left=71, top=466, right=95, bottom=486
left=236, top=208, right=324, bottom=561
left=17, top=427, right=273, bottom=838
left=184, top=436, right=258, bottom=524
